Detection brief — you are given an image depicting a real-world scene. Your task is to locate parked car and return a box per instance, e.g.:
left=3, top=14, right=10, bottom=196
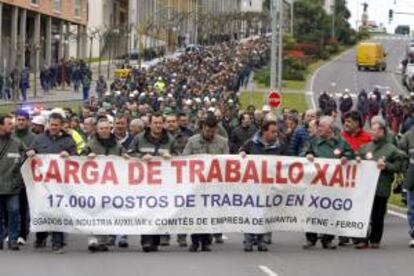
left=185, top=44, right=202, bottom=53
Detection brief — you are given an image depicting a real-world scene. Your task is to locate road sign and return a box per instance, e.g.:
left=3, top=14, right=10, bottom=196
left=267, top=91, right=282, bottom=108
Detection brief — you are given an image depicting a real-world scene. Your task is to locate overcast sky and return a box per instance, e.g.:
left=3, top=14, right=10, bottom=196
left=347, top=0, right=414, bottom=32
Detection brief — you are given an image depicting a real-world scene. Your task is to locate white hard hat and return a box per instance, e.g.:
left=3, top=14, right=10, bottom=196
left=32, top=115, right=47, bottom=126
left=204, top=97, right=210, bottom=102
left=50, top=108, right=66, bottom=119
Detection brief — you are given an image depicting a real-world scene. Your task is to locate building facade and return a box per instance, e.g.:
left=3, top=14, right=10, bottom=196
left=86, top=0, right=129, bottom=59
left=0, top=0, right=88, bottom=73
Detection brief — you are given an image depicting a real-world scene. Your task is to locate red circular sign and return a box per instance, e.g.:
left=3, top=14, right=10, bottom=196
left=268, top=91, right=282, bottom=108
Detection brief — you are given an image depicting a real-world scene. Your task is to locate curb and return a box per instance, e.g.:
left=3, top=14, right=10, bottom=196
left=388, top=204, right=407, bottom=214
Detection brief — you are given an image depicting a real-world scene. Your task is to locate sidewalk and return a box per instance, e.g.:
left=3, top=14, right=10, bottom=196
left=0, top=52, right=183, bottom=106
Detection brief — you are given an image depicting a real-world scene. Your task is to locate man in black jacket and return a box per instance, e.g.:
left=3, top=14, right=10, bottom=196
left=27, top=113, right=77, bottom=254
left=239, top=119, right=287, bottom=252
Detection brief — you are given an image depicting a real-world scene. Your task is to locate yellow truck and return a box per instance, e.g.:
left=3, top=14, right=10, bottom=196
left=356, top=42, right=387, bottom=71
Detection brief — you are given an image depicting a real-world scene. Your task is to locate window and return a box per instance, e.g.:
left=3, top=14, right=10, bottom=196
left=75, top=0, right=81, bottom=17
left=30, top=0, right=39, bottom=4
left=53, top=0, right=61, bottom=11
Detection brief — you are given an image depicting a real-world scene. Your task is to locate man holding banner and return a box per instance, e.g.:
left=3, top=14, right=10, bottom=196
left=82, top=119, right=128, bottom=252
left=239, top=119, right=287, bottom=252
left=183, top=114, right=230, bottom=252
left=354, top=119, right=406, bottom=249
left=128, top=112, right=178, bottom=252
left=303, top=116, right=354, bottom=250
left=27, top=112, right=77, bottom=254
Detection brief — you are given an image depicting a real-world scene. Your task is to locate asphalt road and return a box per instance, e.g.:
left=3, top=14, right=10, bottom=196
left=309, top=35, right=410, bottom=109
left=0, top=211, right=411, bottom=276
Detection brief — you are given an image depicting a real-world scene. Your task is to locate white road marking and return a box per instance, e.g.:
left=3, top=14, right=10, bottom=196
left=388, top=210, right=406, bottom=219
left=259, top=265, right=280, bottom=276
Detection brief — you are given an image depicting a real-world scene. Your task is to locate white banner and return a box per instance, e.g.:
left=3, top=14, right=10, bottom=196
left=22, top=154, right=380, bottom=237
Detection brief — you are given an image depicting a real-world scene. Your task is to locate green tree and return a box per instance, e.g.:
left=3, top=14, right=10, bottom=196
left=293, top=0, right=331, bottom=49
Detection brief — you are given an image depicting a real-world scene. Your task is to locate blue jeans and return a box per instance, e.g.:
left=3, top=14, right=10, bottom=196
left=0, top=195, right=20, bottom=242
left=20, top=87, right=27, bottom=101
left=407, top=191, right=414, bottom=238
left=83, top=87, right=89, bottom=101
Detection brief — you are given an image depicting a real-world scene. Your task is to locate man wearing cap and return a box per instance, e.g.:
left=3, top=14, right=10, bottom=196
left=339, top=92, right=353, bottom=123
left=12, top=110, right=36, bottom=245
left=31, top=116, right=46, bottom=135
left=27, top=113, right=77, bottom=254
left=183, top=115, right=229, bottom=252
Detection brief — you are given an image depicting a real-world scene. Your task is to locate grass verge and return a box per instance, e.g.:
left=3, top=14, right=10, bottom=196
left=240, top=91, right=307, bottom=113
left=389, top=192, right=406, bottom=209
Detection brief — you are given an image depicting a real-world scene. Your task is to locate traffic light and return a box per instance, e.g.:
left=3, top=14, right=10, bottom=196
left=389, top=9, right=394, bottom=22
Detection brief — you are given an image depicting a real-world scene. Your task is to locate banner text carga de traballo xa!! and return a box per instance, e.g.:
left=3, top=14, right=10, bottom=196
left=21, top=154, right=380, bottom=237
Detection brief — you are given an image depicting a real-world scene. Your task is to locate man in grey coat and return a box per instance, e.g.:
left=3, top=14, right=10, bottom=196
left=183, top=114, right=229, bottom=252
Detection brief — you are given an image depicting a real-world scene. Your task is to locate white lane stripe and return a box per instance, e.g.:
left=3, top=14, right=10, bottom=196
left=388, top=210, right=406, bottom=219
left=259, top=265, right=279, bottom=276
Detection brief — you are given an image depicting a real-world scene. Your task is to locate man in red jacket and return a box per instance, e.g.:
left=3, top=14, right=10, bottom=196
left=339, top=110, right=371, bottom=246
left=341, top=111, right=372, bottom=152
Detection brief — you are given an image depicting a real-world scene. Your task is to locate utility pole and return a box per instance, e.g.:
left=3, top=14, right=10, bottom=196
left=270, top=0, right=278, bottom=90
left=290, top=0, right=294, bottom=35
left=278, top=0, right=284, bottom=92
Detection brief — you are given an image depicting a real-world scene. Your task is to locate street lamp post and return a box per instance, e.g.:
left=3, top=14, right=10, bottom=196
left=270, top=0, right=278, bottom=90
left=331, top=0, right=336, bottom=39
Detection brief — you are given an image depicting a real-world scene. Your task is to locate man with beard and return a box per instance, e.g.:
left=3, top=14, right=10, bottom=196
left=183, top=115, right=229, bottom=252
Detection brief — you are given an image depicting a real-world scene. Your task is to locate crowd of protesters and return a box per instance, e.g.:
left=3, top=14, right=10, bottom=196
left=0, top=36, right=414, bottom=254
